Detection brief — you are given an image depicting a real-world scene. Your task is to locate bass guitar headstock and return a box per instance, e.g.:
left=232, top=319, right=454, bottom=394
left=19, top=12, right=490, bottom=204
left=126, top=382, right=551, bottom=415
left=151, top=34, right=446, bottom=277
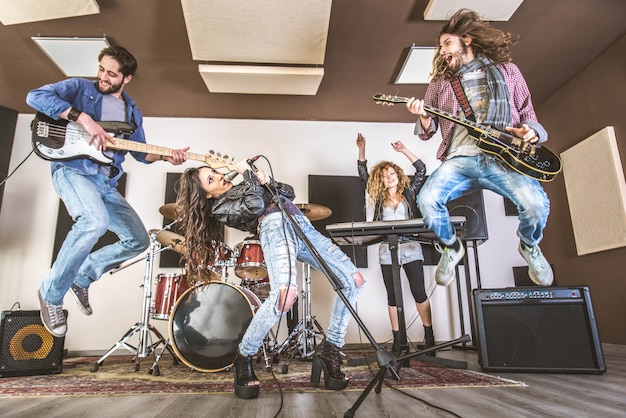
left=203, top=150, right=237, bottom=171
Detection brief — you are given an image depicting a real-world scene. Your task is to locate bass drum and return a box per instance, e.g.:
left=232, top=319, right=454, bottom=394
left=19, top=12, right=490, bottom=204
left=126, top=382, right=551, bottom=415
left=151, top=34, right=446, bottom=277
left=169, top=282, right=261, bottom=372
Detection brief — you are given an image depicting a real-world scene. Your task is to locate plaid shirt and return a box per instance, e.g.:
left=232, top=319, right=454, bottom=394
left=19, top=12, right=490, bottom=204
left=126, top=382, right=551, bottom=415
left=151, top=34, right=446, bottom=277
left=414, top=62, right=546, bottom=162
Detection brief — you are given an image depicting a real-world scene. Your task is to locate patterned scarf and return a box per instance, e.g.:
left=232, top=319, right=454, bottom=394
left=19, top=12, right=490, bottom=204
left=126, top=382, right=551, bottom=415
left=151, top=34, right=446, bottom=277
left=456, top=56, right=511, bottom=130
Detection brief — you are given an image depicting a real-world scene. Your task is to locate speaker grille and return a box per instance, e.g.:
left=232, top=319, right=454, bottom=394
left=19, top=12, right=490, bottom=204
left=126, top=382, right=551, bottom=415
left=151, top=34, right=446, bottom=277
left=0, top=310, right=65, bottom=377
left=472, top=287, right=605, bottom=374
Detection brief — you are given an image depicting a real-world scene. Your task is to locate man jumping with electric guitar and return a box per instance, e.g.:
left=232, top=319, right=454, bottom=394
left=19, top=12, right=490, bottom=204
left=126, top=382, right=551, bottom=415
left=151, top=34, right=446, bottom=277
left=26, top=45, right=189, bottom=337
left=405, top=9, right=554, bottom=288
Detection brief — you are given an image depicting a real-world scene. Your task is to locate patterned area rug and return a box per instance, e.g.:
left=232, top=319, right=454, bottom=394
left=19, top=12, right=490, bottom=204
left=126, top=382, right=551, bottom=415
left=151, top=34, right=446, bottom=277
left=0, top=353, right=523, bottom=398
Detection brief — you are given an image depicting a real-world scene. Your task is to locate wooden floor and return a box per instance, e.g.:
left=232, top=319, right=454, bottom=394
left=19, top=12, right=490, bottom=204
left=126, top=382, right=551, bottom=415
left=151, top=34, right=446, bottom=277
left=1, top=344, right=624, bottom=418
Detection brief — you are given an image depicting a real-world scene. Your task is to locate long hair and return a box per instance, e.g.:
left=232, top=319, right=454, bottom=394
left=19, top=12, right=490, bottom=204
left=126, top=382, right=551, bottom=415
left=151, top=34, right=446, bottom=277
left=366, top=161, right=410, bottom=204
left=431, top=9, right=517, bottom=80
left=175, top=166, right=224, bottom=284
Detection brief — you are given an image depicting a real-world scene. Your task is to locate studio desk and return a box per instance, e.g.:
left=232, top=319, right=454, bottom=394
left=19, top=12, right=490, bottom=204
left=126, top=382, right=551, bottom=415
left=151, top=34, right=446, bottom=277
left=327, top=216, right=481, bottom=352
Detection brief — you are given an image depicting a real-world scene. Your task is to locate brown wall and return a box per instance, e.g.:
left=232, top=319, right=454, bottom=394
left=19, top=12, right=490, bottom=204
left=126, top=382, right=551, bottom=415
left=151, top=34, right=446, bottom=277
left=536, top=34, right=626, bottom=344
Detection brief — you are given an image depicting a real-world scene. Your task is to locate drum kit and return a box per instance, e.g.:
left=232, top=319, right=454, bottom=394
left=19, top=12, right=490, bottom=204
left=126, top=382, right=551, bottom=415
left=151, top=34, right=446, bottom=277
left=91, top=201, right=332, bottom=376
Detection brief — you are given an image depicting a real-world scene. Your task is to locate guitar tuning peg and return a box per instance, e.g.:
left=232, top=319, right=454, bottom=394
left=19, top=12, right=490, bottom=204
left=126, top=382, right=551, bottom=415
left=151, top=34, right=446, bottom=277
left=209, top=150, right=215, bottom=154
left=216, top=152, right=222, bottom=157
left=223, top=155, right=229, bottom=159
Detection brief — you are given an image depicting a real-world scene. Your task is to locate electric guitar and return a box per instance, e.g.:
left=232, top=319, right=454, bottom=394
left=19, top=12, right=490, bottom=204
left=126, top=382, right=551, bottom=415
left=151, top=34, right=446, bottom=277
left=30, top=112, right=236, bottom=170
left=373, top=94, right=562, bottom=182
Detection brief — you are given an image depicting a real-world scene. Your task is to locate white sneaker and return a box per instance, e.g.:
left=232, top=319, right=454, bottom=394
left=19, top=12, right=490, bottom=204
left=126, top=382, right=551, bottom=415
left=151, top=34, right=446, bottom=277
left=434, top=238, right=465, bottom=286
left=518, top=242, right=554, bottom=286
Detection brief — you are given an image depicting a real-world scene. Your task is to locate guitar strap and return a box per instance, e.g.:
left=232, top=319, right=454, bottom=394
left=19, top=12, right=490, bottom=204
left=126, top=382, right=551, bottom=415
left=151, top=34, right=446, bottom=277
left=450, top=76, right=476, bottom=122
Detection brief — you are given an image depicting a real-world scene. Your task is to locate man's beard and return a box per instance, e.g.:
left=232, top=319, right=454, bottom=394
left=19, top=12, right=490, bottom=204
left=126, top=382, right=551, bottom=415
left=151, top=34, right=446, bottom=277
left=97, top=79, right=123, bottom=95
left=447, top=43, right=470, bottom=73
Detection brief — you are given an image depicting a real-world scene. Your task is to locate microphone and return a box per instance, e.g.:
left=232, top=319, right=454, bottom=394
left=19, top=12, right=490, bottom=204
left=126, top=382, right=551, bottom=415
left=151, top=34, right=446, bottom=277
left=246, top=155, right=261, bottom=172
left=224, top=170, right=239, bottom=182
left=224, top=155, right=261, bottom=181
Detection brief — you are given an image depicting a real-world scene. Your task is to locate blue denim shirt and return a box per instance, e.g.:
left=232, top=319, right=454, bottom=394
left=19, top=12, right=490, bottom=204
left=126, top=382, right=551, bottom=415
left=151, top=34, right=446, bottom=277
left=26, top=78, right=150, bottom=186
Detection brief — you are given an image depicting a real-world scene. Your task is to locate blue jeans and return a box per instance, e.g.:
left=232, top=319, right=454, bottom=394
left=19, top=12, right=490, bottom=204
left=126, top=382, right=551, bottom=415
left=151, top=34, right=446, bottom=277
left=238, top=212, right=364, bottom=356
left=417, top=154, right=550, bottom=246
left=40, top=166, right=149, bottom=306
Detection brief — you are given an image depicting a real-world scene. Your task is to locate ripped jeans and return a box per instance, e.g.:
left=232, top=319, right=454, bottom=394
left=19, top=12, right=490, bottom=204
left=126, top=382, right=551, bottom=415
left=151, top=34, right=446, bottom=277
left=238, top=212, right=364, bottom=356
left=418, top=154, right=550, bottom=246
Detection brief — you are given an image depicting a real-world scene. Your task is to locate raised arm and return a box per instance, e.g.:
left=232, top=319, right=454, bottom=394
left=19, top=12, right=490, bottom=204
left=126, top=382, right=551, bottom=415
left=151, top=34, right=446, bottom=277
left=391, top=140, right=418, bottom=164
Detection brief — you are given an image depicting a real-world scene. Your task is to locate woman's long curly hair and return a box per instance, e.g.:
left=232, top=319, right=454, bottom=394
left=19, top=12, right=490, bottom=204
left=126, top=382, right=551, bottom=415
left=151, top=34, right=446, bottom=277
left=175, top=166, right=224, bottom=285
left=431, top=8, right=518, bottom=80
left=366, top=161, right=410, bottom=204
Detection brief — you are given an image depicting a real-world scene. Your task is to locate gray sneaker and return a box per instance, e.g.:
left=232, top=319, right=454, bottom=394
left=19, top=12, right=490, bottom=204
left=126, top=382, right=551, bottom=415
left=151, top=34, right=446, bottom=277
left=434, top=238, right=465, bottom=286
left=70, top=284, right=92, bottom=315
left=38, top=290, right=67, bottom=338
left=518, top=242, right=554, bottom=286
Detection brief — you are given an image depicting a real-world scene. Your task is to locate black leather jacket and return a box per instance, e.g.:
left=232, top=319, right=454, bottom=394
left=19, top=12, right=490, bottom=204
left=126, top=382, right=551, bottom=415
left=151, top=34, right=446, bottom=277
left=210, top=170, right=296, bottom=233
left=357, top=159, right=426, bottom=221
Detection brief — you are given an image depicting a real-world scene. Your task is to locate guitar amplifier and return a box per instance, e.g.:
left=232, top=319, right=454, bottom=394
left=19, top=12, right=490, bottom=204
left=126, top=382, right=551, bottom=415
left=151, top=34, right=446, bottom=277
left=472, top=286, right=605, bottom=374
left=0, top=310, right=66, bottom=377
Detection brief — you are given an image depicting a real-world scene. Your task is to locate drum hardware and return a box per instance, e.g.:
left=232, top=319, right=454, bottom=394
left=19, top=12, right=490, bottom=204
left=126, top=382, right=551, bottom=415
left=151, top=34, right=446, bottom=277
left=258, top=332, right=280, bottom=372
left=274, top=262, right=326, bottom=373
left=90, top=225, right=180, bottom=375
left=151, top=229, right=186, bottom=254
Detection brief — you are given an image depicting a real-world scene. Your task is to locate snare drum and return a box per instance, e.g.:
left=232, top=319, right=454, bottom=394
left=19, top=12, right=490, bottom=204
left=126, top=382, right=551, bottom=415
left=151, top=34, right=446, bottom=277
left=206, top=242, right=233, bottom=281
left=234, top=239, right=267, bottom=280
left=152, top=273, right=190, bottom=320
left=240, top=277, right=271, bottom=301
left=169, top=282, right=261, bottom=372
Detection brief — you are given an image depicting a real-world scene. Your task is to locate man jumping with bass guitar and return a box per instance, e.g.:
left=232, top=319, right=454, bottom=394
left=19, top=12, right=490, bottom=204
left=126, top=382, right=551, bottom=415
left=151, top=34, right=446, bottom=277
left=26, top=45, right=189, bottom=337
left=405, top=9, right=553, bottom=288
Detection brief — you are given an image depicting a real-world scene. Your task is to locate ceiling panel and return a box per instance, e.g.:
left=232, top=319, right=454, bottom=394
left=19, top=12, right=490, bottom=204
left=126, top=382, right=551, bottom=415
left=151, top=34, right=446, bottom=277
left=199, top=64, right=324, bottom=95
left=181, top=0, right=332, bottom=65
left=424, top=0, right=524, bottom=21
left=0, top=0, right=99, bottom=25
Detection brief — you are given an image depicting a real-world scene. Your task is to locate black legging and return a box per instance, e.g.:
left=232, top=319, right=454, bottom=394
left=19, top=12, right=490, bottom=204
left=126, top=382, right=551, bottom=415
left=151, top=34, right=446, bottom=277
left=381, top=259, right=427, bottom=305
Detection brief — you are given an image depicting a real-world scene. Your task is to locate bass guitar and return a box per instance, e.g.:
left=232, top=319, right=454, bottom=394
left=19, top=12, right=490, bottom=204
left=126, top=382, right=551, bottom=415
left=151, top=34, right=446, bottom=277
left=31, top=112, right=235, bottom=170
left=373, top=94, right=562, bottom=182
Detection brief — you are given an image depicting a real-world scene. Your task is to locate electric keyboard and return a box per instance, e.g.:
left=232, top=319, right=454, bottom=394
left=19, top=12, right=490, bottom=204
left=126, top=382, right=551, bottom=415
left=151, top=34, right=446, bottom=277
left=326, top=216, right=465, bottom=246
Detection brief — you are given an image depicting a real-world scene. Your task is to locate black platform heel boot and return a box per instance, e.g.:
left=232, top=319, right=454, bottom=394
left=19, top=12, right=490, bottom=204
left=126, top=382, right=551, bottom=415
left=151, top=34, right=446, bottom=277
left=391, top=330, right=401, bottom=356
left=234, top=349, right=259, bottom=399
left=424, top=325, right=436, bottom=357
left=310, top=340, right=349, bottom=390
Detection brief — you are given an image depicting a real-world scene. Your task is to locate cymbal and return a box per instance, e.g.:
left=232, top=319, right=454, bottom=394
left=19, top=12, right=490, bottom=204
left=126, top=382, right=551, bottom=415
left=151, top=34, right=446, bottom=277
left=150, top=229, right=186, bottom=254
left=295, top=203, right=332, bottom=221
left=159, top=203, right=180, bottom=220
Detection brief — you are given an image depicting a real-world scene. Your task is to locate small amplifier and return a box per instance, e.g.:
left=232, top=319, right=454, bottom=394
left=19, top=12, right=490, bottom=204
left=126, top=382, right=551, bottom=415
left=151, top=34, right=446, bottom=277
left=0, top=310, right=66, bottom=377
left=472, top=286, right=605, bottom=374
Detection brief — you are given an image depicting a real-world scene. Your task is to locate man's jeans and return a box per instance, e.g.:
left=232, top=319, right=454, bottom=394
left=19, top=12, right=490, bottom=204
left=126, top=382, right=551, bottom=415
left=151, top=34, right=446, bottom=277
left=40, top=167, right=149, bottom=305
left=418, top=154, right=550, bottom=246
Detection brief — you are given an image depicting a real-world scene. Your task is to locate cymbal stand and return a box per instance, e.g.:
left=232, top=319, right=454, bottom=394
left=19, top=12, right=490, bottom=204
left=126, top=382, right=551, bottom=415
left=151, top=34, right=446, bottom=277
left=90, top=228, right=178, bottom=374
left=274, top=262, right=326, bottom=373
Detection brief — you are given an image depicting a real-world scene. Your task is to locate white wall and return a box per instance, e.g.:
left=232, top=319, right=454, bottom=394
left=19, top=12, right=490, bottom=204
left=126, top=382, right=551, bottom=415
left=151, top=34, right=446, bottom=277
left=0, top=113, right=524, bottom=354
